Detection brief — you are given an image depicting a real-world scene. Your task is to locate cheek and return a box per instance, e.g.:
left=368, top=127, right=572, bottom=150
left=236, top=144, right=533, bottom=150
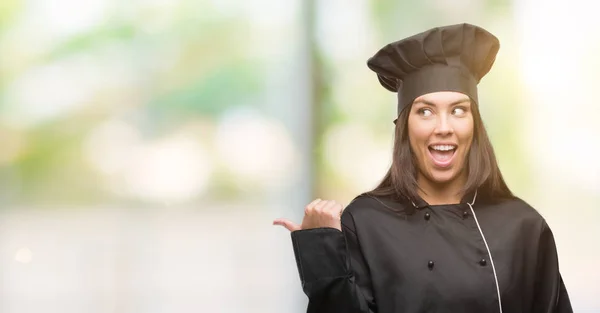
left=408, top=137, right=422, bottom=159
left=407, top=121, right=432, bottom=167
left=407, top=119, right=432, bottom=146
left=454, top=120, right=474, bottom=144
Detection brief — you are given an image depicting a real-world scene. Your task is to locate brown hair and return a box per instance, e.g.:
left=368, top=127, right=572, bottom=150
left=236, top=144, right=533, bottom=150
left=365, top=99, right=514, bottom=206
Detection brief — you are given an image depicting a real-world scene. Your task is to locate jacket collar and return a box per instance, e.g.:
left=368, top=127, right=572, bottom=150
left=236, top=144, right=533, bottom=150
left=409, top=189, right=478, bottom=209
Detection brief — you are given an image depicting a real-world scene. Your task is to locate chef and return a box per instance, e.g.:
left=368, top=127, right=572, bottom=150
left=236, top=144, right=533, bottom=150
left=273, top=23, right=572, bottom=313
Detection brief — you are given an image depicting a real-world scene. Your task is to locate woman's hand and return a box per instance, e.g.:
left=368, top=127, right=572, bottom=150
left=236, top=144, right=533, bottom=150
left=273, top=198, right=344, bottom=232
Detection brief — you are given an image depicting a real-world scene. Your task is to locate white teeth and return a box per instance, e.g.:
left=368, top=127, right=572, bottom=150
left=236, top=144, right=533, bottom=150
left=430, top=145, right=456, bottom=151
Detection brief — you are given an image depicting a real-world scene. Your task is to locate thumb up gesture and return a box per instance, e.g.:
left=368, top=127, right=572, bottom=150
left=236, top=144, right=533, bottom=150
left=273, top=198, right=344, bottom=232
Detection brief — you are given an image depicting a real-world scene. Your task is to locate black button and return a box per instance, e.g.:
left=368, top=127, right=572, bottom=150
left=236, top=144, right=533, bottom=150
left=479, top=258, right=487, bottom=266
left=462, top=211, right=469, bottom=218
left=424, top=212, right=431, bottom=220
left=428, top=260, right=434, bottom=270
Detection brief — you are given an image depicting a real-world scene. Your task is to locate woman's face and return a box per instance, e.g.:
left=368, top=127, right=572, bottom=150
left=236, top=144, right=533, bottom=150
left=407, top=91, right=474, bottom=185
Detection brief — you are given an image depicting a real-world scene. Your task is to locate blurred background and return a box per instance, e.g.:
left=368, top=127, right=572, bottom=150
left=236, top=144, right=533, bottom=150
left=0, top=0, right=598, bottom=312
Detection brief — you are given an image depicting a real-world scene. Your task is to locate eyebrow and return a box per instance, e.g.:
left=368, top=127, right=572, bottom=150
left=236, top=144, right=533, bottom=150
left=413, top=98, right=471, bottom=107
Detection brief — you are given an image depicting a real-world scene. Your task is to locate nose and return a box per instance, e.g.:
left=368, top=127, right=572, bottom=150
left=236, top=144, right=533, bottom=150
left=434, top=115, right=454, bottom=136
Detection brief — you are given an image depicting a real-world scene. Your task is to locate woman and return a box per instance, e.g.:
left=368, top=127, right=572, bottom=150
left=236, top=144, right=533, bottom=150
left=273, top=23, right=572, bottom=313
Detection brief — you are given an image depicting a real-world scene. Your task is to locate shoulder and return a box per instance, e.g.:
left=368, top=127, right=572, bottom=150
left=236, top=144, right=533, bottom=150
left=482, top=196, right=549, bottom=231
left=344, top=193, right=407, bottom=214
left=341, top=193, right=411, bottom=227
left=487, top=196, right=539, bottom=214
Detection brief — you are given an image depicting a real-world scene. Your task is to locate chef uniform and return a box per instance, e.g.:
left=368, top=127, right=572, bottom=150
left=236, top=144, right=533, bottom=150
left=289, top=23, right=573, bottom=313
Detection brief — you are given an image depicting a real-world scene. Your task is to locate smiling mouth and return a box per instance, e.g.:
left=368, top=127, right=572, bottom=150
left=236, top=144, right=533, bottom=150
left=428, top=144, right=457, bottom=167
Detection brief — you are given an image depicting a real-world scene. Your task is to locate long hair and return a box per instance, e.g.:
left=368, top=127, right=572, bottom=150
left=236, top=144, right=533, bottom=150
left=365, top=99, right=514, bottom=205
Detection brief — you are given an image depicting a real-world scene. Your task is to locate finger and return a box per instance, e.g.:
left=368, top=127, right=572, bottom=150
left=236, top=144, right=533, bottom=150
left=304, top=198, right=322, bottom=212
left=313, top=199, right=331, bottom=212
left=326, top=201, right=344, bottom=217
left=273, top=218, right=301, bottom=232
left=323, top=201, right=343, bottom=218
left=321, top=200, right=338, bottom=213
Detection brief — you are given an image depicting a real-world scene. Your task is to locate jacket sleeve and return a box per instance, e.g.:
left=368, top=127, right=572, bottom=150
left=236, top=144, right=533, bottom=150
left=290, top=211, right=377, bottom=313
left=532, top=221, right=573, bottom=313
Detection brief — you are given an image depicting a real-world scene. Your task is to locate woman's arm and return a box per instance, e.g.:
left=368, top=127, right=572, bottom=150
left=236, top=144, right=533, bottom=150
left=291, top=211, right=377, bottom=313
left=532, top=221, right=572, bottom=313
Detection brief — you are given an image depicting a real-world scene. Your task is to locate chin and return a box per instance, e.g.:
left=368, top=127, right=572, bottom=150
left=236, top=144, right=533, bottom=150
left=426, top=169, right=460, bottom=185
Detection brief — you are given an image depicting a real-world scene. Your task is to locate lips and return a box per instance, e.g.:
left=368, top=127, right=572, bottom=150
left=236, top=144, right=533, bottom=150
left=428, top=144, right=457, bottom=168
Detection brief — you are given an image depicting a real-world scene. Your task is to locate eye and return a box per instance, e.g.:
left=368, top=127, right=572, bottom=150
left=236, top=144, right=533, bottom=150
left=452, top=107, right=467, bottom=116
left=418, top=108, right=433, bottom=117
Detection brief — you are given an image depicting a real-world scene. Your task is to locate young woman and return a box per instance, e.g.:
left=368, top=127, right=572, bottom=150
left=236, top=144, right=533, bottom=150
left=273, top=23, right=572, bottom=313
